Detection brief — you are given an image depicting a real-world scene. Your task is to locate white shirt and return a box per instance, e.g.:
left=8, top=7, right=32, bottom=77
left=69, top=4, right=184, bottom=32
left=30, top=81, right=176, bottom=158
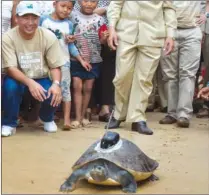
left=2, top=1, right=13, bottom=34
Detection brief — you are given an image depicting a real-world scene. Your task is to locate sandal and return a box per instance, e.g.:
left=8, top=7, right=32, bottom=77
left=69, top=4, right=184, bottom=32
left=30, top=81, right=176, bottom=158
left=98, top=113, right=111, bottom=122
left=62, top=124, right=71, bottom=131
left=81, top=119, right=92, bottom=127
left=70, top=121, right=81, bottom=129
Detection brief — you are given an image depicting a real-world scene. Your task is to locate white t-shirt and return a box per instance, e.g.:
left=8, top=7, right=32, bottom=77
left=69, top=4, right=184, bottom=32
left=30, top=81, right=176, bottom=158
left=1, top=1, right=13, bottom=34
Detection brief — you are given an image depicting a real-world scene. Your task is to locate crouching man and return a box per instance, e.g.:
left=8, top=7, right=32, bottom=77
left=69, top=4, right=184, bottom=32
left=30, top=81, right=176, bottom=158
left=2, top=1, right=64, bottom=137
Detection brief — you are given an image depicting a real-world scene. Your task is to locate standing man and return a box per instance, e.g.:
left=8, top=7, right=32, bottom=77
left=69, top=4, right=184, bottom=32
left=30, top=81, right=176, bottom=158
left=2, top=1, right=64, bottom=137
left=106, top=1, right=177, bottom=135
left=159, top=1, right=209, bottom=127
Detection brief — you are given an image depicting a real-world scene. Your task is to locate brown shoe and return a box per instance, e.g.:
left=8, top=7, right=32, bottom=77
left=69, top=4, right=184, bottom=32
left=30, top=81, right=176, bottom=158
left=196, top=108, right=209, bottom=118
left=159, top=116, right=177, bottom=124
left=177, top=117, right=190, bottom=128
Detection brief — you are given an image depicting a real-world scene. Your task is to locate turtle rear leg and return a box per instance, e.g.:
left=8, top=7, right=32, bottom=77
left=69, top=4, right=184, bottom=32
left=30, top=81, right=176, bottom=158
left=117, top=170, right=137, bottom=193
left=60, top=168, right=86, bottom=193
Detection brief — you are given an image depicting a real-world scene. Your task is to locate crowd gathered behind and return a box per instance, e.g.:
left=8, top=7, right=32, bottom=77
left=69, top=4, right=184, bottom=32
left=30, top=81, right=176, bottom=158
left=1, top=0, right=209, bottom=137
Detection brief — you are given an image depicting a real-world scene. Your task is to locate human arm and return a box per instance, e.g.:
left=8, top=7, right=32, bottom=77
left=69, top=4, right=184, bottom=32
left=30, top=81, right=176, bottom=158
left=47, top=68, right=62, bottom=107
left=207, top=0, right=209, bottom=12
left=68, top=43, right=92, bottom=71
left=2, top=34, right=47, bottom=102
left=196, top=1, right=209, bottom=25
left=45, top=36, right=66, bottom=107
left=93, top=7, right=107, bottom=16
left=100, top=30, right=109, bottom=44
left=98, top=24, right=108, bottom=44
left=106, top=1, right=124, bottom=50
left=11, top=0, right=21, bottom=28
left=7, top=67, right=48, bottom=102
left=94, top=0, right=110, bottom=16
left=163, top=1, right=177, bottom=55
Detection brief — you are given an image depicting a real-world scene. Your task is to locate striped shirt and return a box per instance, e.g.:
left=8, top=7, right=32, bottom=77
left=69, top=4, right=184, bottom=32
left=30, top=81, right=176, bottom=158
left=70, top=10, right=105, bottom=63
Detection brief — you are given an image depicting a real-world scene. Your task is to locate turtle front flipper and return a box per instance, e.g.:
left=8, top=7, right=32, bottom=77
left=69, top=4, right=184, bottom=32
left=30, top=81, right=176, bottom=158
left=60, top=169, right=87, bottom=192
left=117, top=170, right=137, bottom=193
left=147, top=174, right=159, bottom=181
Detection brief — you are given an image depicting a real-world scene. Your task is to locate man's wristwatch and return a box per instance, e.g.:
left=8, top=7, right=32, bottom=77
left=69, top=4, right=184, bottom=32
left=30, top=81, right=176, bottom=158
left=205, top=12, right=209, bottom=18
left=53, top=80, right=61, bottom=87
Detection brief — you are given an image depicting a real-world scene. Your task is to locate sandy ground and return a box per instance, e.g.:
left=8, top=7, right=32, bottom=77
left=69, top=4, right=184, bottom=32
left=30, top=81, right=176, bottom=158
left=2, top=112, right=209, bottom=194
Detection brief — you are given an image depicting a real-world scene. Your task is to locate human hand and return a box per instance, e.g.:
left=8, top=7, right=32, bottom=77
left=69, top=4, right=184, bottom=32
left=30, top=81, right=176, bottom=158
left=196, top=13, right=206, bottom=25
left=81, top=60, right=92, bottom=71
left=27, top=79, right=47, bottom=102
left=100, top=30, right=109, bottom=43
left=197, top=86, right=209, bottom=101
left=13, top=0, right=21, bottom=6
left=108, top=27, right=118, bottom=50
left=65, top=34, right=76, bottom=43
left=93, top=8, right=106, bottom=16
left=163, top=37, right=174, bottom=55
left=47, top=83, right=62, bottom=107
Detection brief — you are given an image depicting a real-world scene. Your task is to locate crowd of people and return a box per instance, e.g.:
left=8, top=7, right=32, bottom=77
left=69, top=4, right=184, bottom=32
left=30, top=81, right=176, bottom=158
left=1, top=0, right=209, bottom=137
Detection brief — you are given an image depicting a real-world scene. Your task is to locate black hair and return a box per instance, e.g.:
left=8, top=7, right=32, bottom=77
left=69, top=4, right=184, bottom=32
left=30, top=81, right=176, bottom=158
left=55, top=0, right=75, bottom=6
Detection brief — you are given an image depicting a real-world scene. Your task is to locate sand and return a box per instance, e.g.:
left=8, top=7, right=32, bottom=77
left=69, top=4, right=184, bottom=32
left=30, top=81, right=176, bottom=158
left=2, top=112, right=209, bottom=194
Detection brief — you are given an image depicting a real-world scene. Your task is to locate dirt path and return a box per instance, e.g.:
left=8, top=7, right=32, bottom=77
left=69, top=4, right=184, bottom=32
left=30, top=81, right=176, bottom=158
left=2, top=113, right=209, bottom=194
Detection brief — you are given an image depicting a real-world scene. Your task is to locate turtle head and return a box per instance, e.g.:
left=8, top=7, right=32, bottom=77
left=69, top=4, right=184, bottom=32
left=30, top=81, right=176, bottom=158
left=90, top=165, right=108, bottom=182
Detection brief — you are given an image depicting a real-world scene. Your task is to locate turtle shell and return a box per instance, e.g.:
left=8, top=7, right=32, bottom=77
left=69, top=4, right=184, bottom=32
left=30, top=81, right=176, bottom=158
left=72, top=138, right=158, bottom=182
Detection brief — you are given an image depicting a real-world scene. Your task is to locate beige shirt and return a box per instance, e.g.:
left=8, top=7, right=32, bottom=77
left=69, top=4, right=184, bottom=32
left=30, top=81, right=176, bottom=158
left=173, top=1, right=202, bottom=28
left=2, top=26, right=65, bottom=79
left=107, top=1, right=177, bottom=47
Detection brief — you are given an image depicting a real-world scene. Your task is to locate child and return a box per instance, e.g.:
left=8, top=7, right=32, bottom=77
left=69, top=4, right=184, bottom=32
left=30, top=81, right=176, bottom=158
left=70, top=0, right=107, bottom=128
left=40, top=0, right=91, bottom=130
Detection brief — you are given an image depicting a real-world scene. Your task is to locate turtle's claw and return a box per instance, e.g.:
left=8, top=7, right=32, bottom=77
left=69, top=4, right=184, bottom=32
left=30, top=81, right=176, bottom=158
left=60, top=182, right=75, bottom=193
left=148, top=174, right=159, bottom=181
left=122, top=187, right=136, bottom=193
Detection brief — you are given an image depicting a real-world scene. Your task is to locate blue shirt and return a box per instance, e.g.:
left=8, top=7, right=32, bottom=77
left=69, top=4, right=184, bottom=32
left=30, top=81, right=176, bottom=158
left=40, top=15, right=79, bottom=63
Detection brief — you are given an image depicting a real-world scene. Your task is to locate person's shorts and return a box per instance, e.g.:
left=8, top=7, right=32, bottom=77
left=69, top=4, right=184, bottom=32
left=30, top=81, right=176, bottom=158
left=61, top=62, right=71, bottom=102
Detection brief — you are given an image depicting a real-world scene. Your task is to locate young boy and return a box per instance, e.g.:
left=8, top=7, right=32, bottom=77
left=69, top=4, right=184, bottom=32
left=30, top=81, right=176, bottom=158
left=69, top=0, right=107, bottom=128
left=40, top=0, right=91, bottom=130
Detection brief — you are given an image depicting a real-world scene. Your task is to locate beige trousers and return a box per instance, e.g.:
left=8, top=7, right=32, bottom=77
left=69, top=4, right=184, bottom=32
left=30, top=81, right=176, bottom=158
left=203, top=34, right=209, bottom=84
left=160, top=27, right=202, bottom=119
left=114, top=40, right=161, bottom=122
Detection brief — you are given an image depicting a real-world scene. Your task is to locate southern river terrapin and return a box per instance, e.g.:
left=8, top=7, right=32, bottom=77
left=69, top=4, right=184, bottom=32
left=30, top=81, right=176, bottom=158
left=60, top=131, right=159, bottom=193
